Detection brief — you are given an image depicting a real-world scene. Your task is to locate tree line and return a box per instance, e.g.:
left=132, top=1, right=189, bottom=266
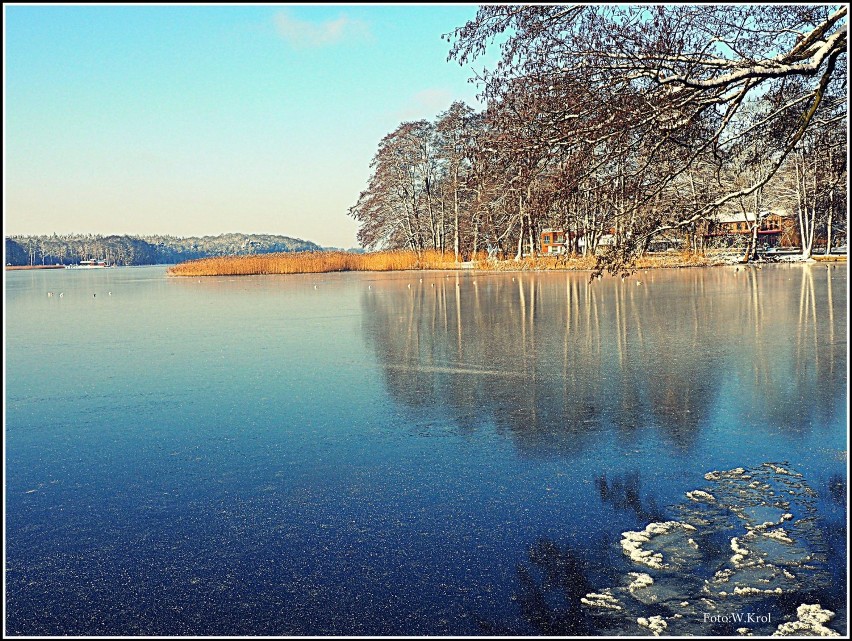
left=5, top=233, right=320, bottom=267
left=349, top=5, right=847, bottom=272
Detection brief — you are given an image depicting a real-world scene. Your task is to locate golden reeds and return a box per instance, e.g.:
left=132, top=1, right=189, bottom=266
left=167, top=249, right=724, bottom=277
left=167, top=250, right=459, bottom=276
left=477, top=254, right=598, bottom=271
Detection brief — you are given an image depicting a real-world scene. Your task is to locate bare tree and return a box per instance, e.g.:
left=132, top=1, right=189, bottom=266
left=435, top=101, right=477, bottom=261
left=447, top=4, right=847, bottom=272
left=349, top=121, right=441, bottom=251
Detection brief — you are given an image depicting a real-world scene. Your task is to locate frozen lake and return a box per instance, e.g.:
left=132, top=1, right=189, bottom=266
left=4, top=264, right=847, bottom=635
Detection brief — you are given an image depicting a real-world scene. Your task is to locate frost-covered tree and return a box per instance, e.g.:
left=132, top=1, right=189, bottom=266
left=446, top=4, right=847, bottom=272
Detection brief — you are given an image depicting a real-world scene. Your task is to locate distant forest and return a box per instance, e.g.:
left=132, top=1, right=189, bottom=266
left=5, top=233, right=321, bottom=267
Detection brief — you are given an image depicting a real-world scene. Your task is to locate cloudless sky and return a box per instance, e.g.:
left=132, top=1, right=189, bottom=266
left=4, top=4, right=490, bottom=248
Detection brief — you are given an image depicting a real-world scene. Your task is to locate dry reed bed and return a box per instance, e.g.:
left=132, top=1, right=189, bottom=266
left=476, top=252, right=721, bottom=271
left=168, top=250, right=723, bottom=277
left=167, top=250, right=459, bottom=276
left=163, top=251, right=722, bottom=276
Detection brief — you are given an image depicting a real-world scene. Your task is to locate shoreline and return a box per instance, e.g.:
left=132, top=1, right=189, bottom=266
left=166, top=250, right=844, bottom=278
left=6, top=254, right=842, bottom=275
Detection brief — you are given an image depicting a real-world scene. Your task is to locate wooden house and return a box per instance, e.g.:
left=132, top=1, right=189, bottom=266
left=703, top=211, right=799, bottom=248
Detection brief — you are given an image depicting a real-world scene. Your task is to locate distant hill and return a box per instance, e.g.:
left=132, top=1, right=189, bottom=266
left=5, top=233, right=321, bottom=267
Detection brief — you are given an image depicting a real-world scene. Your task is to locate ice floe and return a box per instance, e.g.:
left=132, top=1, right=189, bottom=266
left=637, top=614, right=668, bottom=636
left=581, top=591, right=623, bottom=611
left=686, top=489, right=716, bottom=503
left=773, top=604, right=841, bottom=637
left=620, top=521, right=698, bottom=570
left=627, top=572, right=654, bottom=593
left=762, top=463, right=802, bottom=478
left=579, top=463, right=843, bottom=636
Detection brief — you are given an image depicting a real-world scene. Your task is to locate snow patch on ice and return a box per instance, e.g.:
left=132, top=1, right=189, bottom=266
left=638, top=615, right=668, bottom=636
left=773, top=604, right=840, bottom=636
left=627, top=572, right=654, bottom=593
left=581, top=591, right=623, bottom=611
left=686, top=489, right=716, bottom=503
left=621, top=521, right=696, bottom=569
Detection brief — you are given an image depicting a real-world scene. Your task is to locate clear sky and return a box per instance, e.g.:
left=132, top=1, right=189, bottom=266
left=4, top=4, right=487, bottom=248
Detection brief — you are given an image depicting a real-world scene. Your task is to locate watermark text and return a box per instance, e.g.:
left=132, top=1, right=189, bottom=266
left=704, top=612, right=772, bottom=624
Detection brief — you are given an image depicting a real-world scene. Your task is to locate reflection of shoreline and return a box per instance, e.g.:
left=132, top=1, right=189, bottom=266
left=361, top=268, right=845, bottom=456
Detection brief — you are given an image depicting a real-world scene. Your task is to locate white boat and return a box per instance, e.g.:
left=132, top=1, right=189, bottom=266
left=65, top=259, right=115, bottom=269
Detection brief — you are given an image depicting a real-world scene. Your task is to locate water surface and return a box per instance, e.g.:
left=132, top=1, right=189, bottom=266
left=5, top=264, right=847, bottom=635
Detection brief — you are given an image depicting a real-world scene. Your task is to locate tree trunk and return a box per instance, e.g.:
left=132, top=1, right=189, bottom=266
left=527, top=213, right=535, bottom=257
left=453, top=174, right=460, bottom=262
left=515, top=197, right=525, bottom=261
left=825, top=187, right=834, bottom=255
left=472, top=221, right=479, bottom=258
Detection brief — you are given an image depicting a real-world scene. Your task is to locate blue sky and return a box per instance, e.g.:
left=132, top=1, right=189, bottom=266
left=4, top=4, right=487, bottom=248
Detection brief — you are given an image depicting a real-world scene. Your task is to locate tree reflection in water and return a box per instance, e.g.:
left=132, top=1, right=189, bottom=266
left=828, top=474, right=846, bottom=505
left=513, top=538, right=595, bottom=635
left=595, top=470, right=666, bottom=524
left=361, top=267, right=844, bottom=455
left=359, top=267, right=845, bottom=634
left=823, top=473, right=848, bottom=597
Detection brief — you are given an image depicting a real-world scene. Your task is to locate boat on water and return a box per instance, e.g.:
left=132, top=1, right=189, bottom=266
left=65, top=259, right=115, bottom=269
